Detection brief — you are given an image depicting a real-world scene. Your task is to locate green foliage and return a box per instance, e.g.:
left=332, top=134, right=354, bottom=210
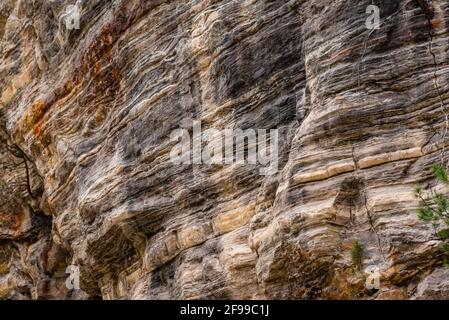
left=415, top=164, right=449, bottom=266
left=351, top=240, right=364, bottom=269
left=440, top=243, right=449, bottom=253
left=414, top=185, right=423, bottom=195
left=443, top=258, right=449, bottom=268
left=437, top=229, right=449, bottom=240
left=432, top=164, right=449, bottom=185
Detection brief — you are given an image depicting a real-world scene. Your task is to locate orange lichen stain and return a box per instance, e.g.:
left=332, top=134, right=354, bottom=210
left=84, top=30, right=115, bottom=70
left=431, top=18, right=445, bottom=28
left=113, top=66, right=122, bottom=82
left=95, top=106, right=108, bottom=124
left=33, top=120, right=43, bottom=137
left=93, top=60, right=103, bottom=76
left=16, top=100, right=50, bottom=140
left=0, top=209, right=23, bottom=232
left=31, top=109, right=52, bottom=149
left=12, top=211, right=24, bottom=232
left=93, top=63, right=122, bottom=96
left=16, top=99, right=54, bottom=151
left=25, top=100, right=48, bottom=129
left=19, top=9, right=127, bottom=138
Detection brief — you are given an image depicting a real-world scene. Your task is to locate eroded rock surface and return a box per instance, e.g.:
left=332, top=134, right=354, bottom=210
left=0, top=0, right=449, bottom=299
left=415, top=268, right=449, bottom=299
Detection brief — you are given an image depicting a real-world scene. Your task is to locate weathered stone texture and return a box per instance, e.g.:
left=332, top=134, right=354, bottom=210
left=1, top=0, right=449, bottom=299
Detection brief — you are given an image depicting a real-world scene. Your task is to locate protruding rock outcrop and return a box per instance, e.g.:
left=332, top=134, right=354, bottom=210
left=1, top=0, right=449, bottom=299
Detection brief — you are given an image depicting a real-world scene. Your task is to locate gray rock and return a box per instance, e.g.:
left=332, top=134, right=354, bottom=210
left=1, top=0, right=449, bottom=299
left=415, top=268, right=449, bottom=300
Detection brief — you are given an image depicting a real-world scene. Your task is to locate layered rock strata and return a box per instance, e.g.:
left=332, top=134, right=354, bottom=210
left=1, top=0, right=449, bottom=299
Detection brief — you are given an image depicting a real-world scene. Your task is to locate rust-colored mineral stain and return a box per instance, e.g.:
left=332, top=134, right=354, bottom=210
left=113, top=66, right=122, bottom=82
left=17, top=100, right=48, bottom=138
left=431, top=18, right=445, bottom=28
left=93, top=60, right=103, bottom=75
left=95, top=106, right=108, bottom=123
left=12, top=211, right=23, bottom=232
left=33, top=120, right=43, bottom=137
left=26, top=100, right=48, bottom=128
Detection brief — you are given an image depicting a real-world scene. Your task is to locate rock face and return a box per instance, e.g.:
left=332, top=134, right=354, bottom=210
left=415, top=268, right=449, bottom=299
left=0, top=0, right=449, bottom=300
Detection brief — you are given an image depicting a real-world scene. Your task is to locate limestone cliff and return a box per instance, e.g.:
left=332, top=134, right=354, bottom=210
left=1, top=0, right=449, bottom=300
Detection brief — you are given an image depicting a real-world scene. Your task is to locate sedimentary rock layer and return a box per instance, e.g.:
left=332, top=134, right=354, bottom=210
left=1, top=0, right=449, bottom=299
